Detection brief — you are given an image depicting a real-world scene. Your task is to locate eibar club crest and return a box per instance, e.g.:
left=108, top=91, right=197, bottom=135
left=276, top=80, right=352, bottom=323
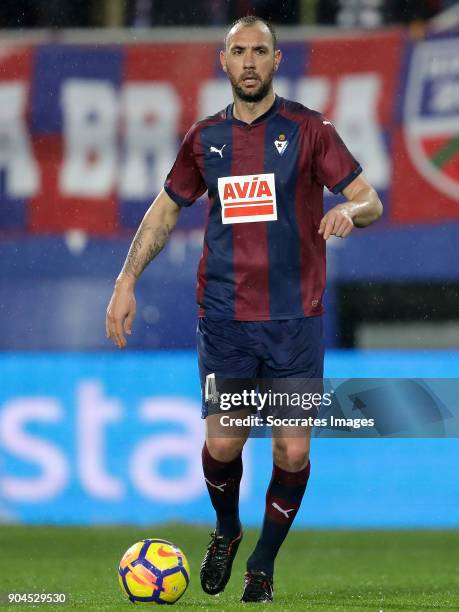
left=404, top=39, right=459, bottom=202
left=274, top=134, right=289, bottom=155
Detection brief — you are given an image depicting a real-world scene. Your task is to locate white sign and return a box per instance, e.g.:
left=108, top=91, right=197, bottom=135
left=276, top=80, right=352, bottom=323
left=218, top=173, right=277, bottom=224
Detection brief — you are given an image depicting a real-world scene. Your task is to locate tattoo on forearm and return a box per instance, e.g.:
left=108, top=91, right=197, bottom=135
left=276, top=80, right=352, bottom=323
left=123, top=223, right=172, bottom=278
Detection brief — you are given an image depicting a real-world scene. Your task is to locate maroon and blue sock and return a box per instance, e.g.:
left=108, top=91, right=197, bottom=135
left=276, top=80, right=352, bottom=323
left=247, top=461, right=310, bottom=576
left=202, top=443, right=243, bottom=538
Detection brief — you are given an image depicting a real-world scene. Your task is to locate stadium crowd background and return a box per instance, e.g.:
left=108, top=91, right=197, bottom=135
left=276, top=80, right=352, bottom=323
left=0, top=0, right=456, bottom=28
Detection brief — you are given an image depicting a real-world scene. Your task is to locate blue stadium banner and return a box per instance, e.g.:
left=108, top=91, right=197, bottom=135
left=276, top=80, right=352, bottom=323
left=1, top=352, right=458, bottom=527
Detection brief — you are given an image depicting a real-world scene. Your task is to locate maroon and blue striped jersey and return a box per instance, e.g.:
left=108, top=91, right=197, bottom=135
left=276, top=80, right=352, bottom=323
left=164, top=96, right=361, bottom=321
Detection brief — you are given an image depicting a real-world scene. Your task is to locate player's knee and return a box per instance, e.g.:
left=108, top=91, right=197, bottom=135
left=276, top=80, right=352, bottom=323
left=273, top=441, right=309, bottom=472
left=205, top=437, right=244, bottom=462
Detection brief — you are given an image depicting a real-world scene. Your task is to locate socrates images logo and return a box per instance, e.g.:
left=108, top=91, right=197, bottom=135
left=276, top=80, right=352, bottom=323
left=404, top=39, right=459, bottom=201
left=218, top=173, right=278, bottom=224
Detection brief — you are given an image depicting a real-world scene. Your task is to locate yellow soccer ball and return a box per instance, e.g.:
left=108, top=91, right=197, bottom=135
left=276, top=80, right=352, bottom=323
left=118, top=539, right=190, bottom=604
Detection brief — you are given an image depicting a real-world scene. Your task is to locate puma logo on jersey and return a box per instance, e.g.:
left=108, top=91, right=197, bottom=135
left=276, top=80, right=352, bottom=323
left=218, top=173, right=278, bottom=224
left=210, top=144, right=226, bottom=158
left=272, top=502, right=295, bottom=518
left=322, top=120, right=333, bottom=126
left=205, top=477, right=227, bottom=492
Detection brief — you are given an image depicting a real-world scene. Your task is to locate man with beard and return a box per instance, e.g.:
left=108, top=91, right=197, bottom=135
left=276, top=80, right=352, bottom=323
left=106, top=15, right=382, bottom=603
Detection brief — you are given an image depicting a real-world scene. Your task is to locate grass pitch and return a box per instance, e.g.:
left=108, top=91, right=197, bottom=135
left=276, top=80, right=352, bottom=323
left=0, top=525, right=458, bottom=611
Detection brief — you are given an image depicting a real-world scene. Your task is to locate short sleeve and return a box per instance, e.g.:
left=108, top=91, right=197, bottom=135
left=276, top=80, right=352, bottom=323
left=164, top=125, right=207, bottom=207
left=312, top=117, right=362, bottom=194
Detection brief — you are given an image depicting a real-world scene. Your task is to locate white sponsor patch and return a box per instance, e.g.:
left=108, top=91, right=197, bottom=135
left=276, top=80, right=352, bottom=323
left=218, top=173, right=277, bottom=224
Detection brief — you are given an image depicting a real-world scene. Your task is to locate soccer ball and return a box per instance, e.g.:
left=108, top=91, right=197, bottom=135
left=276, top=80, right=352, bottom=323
left=118, top=539, right=190, bottom=604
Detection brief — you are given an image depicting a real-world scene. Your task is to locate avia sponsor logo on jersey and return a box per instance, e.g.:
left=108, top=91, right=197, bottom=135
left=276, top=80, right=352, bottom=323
left=218, top=173, right=277, bottom=224
left=404, top=39, right=459, bottom=201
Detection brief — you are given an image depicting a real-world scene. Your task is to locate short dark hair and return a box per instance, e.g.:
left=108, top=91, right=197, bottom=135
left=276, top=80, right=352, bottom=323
left=224, top=15, right=278, bottom=51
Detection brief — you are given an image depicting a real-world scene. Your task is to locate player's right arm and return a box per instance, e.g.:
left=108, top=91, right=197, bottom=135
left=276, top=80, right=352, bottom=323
left=106, top=189, right=181, bottom=349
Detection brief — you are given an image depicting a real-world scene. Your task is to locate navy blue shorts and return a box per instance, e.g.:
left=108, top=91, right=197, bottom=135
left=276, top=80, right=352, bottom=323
left=197, top=316, right=324, bottom=418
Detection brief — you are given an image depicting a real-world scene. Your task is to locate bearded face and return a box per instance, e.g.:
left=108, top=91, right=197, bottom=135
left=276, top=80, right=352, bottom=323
left=226, top=62, right=275, bottom=104
left=221, top=22, right=280, bottom=105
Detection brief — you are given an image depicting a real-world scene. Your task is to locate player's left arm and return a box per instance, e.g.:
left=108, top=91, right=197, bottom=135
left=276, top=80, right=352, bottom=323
left=318, top=174, right=383, bottom=240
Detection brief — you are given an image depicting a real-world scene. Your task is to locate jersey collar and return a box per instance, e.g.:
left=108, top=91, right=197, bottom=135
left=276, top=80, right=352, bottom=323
left=227, top=94, right=282, bottom=126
